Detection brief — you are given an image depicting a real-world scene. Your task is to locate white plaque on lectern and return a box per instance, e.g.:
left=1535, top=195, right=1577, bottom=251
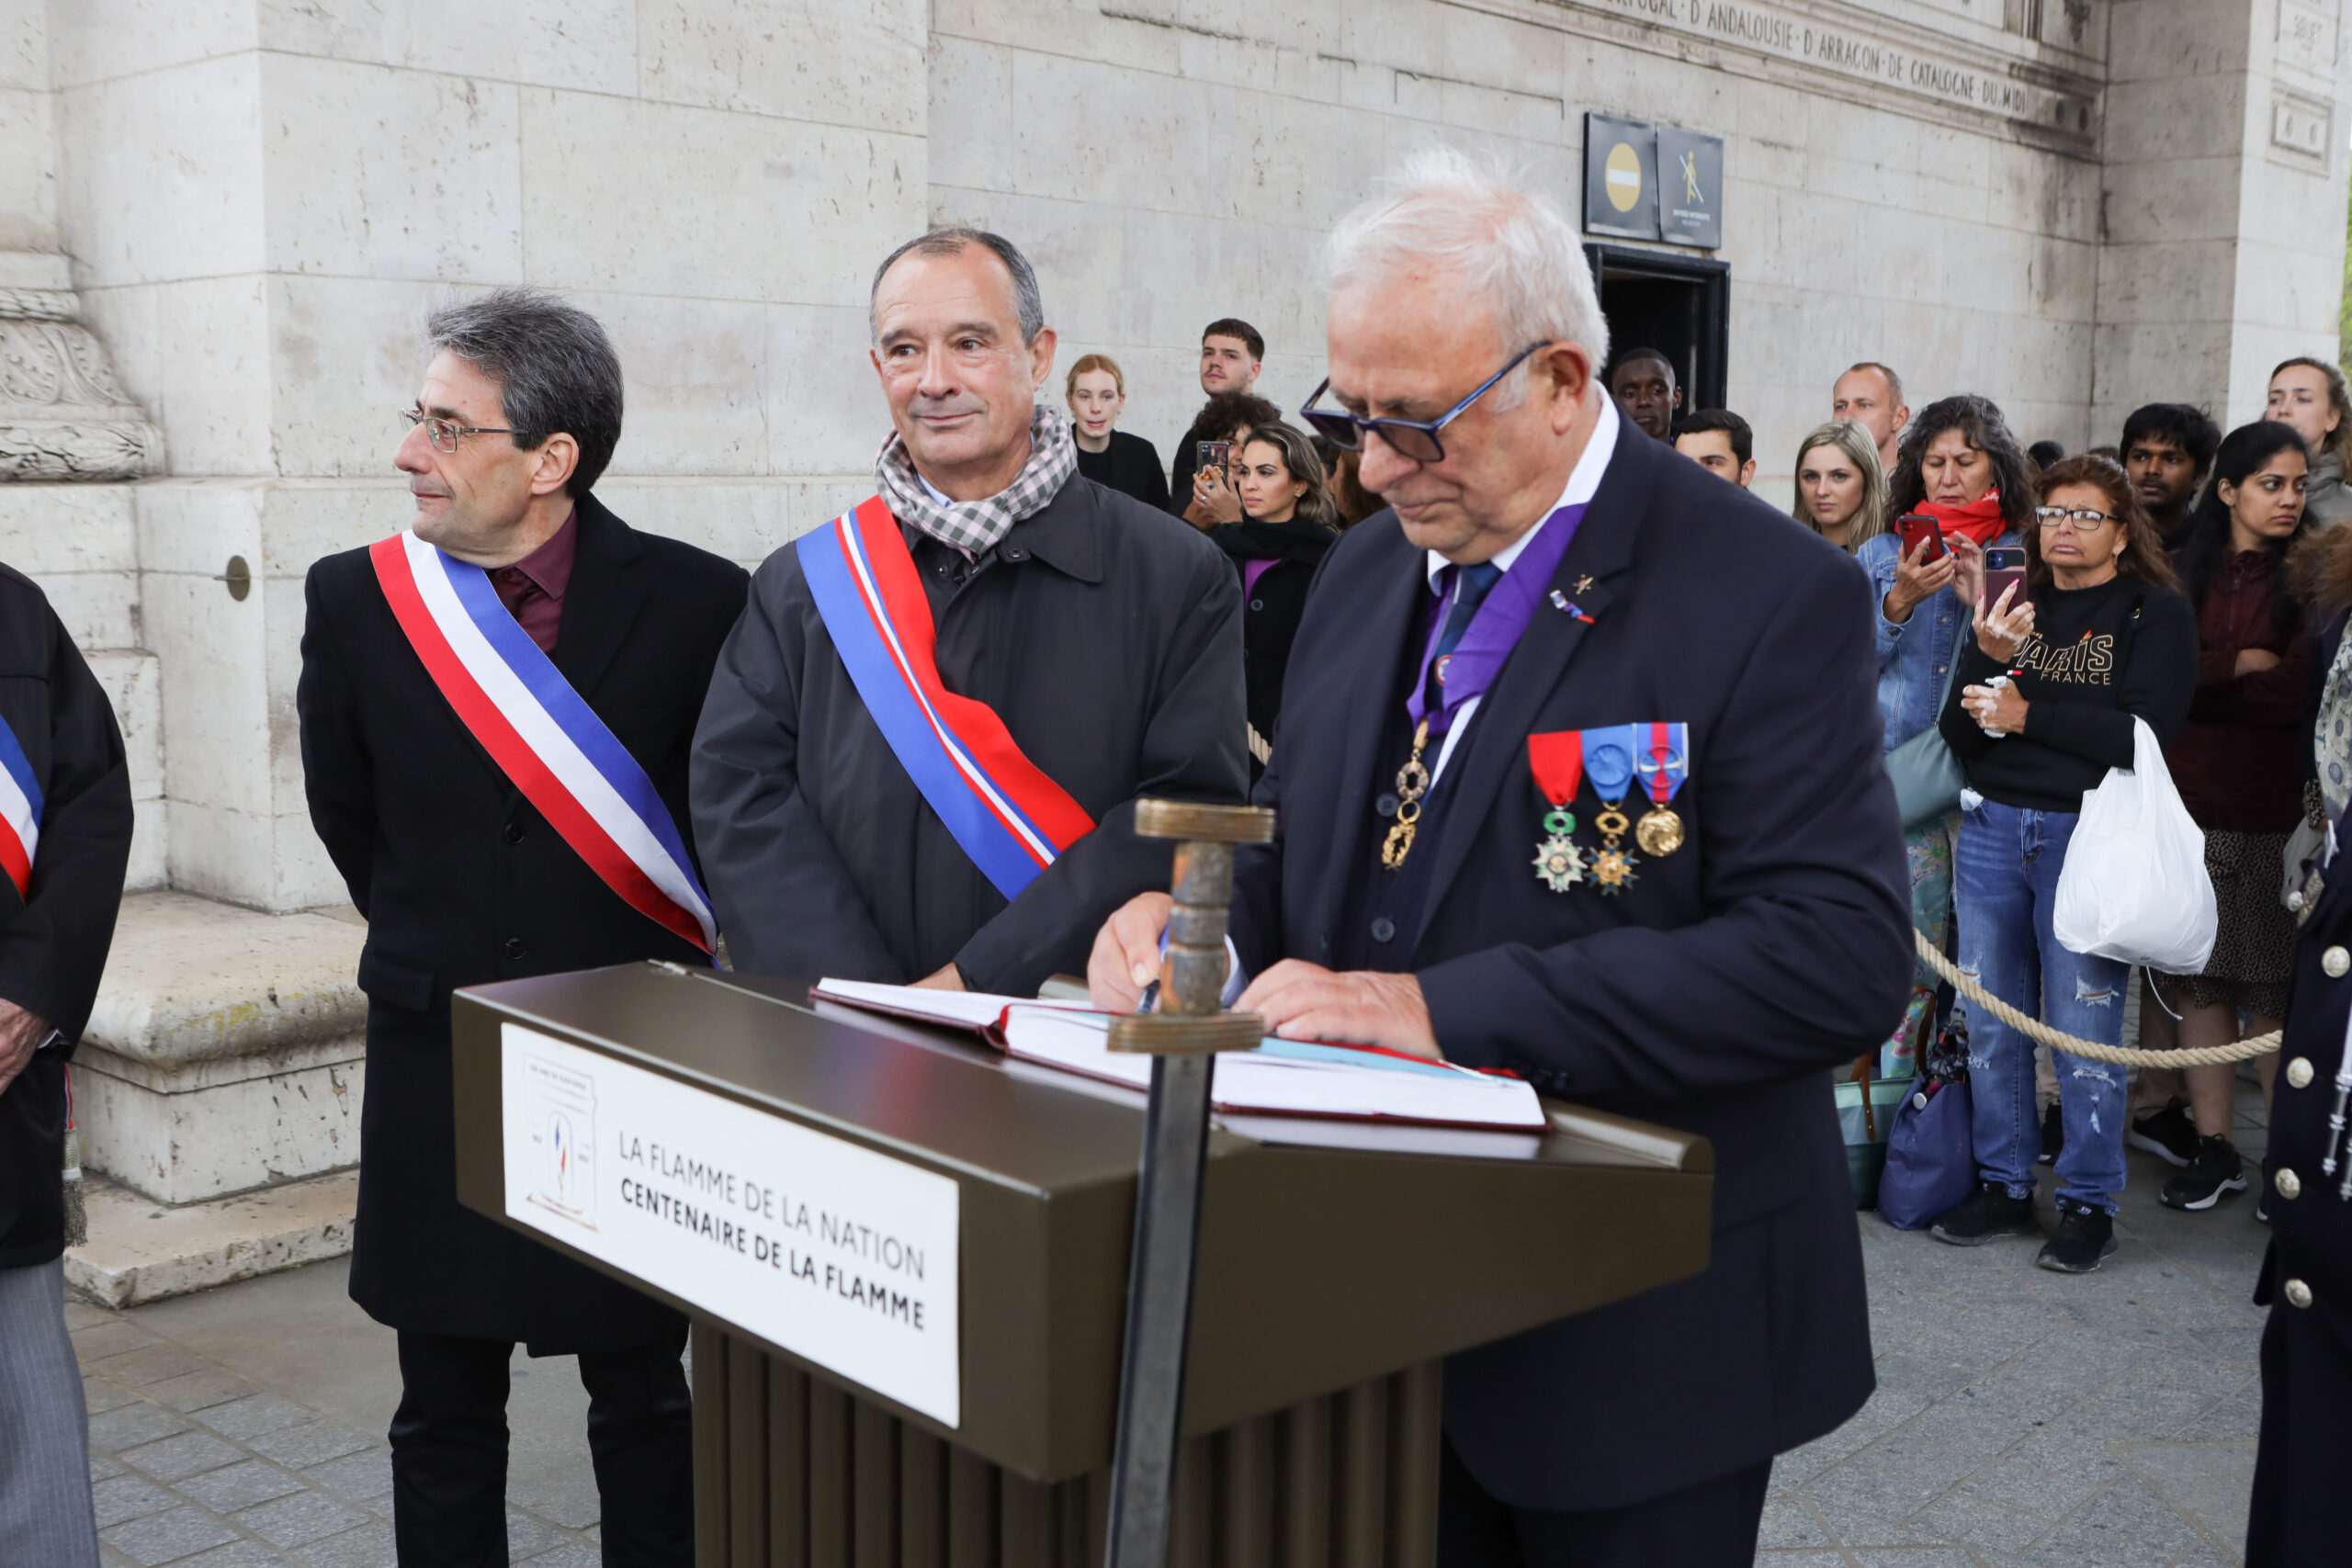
left=499, top=1024, right=962, bottom=1426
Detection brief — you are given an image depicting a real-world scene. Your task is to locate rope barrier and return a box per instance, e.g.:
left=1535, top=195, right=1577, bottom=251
left=1912, top=928, right=2280, bottom=1067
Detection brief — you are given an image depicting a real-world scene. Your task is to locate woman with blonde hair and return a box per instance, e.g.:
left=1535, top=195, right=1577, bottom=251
left=1792, top=419, right=1887, bottom=552
left=2265, top=355, right=2352, bottom=527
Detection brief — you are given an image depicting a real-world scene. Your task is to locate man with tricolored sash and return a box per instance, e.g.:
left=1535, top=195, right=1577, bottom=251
left=0, top=558, right=133, bottom=1568
left=297, top=290, right=747, bottom=1568
left=692, top=228, right=1246, bottom=995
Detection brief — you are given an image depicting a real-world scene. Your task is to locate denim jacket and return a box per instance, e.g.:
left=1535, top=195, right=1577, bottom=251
left=1856, top=529, right=2016, bottom=752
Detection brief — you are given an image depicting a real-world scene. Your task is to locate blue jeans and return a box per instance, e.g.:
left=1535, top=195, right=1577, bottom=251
left=1954, top=800, right=2129, bottom=1213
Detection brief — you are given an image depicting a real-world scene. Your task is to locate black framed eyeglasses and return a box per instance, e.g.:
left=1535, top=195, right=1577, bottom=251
left=401, top=407, right=514, bottom=455
left=1297, top=342, right=1550, bottom=465
left=2034, top=505, right=2115, bottom=531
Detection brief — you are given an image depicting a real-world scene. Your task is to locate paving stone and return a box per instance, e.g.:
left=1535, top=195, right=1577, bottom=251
left=2043, top=1381, right=2220, bottom=1441
left=2174, top=1390, right=2261, bottom=1443
left=1910, top=1491, right=2049, bottom=1554
left=87, top=1402, right=193, bottom=1452
left=72, top=1321, right=160, bottom=1362
left=99, top=1505, right=240, bottom=1566
left=2185, top=1325, right=2263, bottom=1360
left=1850, top=1551, right=1977, bottom=1566
left=505, top=1509, right=568, bottom=1559
left=66, top=1298, right=120, bottom=1331
left=84, top=1375, right=146, bottom=1416
left=175, top=1458, right=307, bottom=1513
left=143, top=1370, right=258, bottom=1415
left=90, top=1474, right=180, bottom=1529
left=304, top=1447, right=394, bottom=1502
left=195, top=1393, right=315, bottom=1441
left=1750, top=1554, right=1849, bottom=1566
left=243, top=1421, right=373, bottom=1470
left=1952, top=1432, right=2127, bottom=1521
left=2022, top=1478, right=2210, bottom=1568
left=300, top=1521, right=398, bottom=1568
left=97, top=1345, right=213, bottom=1388
left=90, top=1451, right=127, bottom=1482
left=118, top=1430, right=247, bottom=1483
left=231, top=1489, right=371, bottom=1549
left=1757, top=1495, right=1837, bottom=1550
left=1811, top=1497, right=1957, bottom=1547
left=175, top=1544, right=295, bottom=1568
left=514, top=1547, right=599, bottom=1568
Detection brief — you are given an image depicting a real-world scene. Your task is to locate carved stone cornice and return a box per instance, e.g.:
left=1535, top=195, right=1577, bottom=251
left=0, top=255, right=161, bottom=482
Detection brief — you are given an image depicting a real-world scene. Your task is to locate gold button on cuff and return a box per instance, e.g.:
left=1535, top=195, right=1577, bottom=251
left=2288, top=1056, right=2315, bottom=1089
left=2276, top=1168, right=2302, bottom=1200
left=2324, top=946, right=2350, bottom=978
left=2285, top=1278, right=2315, bottom=1310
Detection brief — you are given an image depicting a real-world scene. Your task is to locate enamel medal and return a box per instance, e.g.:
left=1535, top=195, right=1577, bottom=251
left=1526, top=731, right=1586, bottom=892
left=1582, top=725, right=1640, bottom=896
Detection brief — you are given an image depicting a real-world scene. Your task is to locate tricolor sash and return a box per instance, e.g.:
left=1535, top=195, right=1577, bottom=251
left=368, top=532, right=718, bottom=953
left=0, top=713, right=40, bottom=901
left=797, top=497, right=1094, bottom=900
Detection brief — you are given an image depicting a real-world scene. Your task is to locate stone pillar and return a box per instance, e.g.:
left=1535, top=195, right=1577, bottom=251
left=2094, top=0, right=2352, bottom=437
left=0, top=250, right=161, bottom=479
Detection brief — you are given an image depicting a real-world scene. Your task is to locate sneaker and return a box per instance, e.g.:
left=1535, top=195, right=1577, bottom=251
left=2036, top=1199, right=2119, bottom=1272
left=2127, top=1099, right=2200, bottom=1168
left=1930, top=1183, right=2039, bottom=1246
left=2159, top=1135, right=2247, bottom=1212
left=2038, top=1101, right=2063, bottom=1165
left=2255, top=1179, right=2271, bottom=1225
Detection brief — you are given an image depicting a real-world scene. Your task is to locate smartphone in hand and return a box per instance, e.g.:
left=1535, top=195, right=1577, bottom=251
left=1983, top=546, right=2027, bottom=610
left=1895, top=513, right=1946, bottom=563
left=1196, top=441, right=1231, bottom=482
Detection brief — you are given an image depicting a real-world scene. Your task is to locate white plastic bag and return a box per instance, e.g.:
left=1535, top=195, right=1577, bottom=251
left=2052, top=717, right=2217, bottom=972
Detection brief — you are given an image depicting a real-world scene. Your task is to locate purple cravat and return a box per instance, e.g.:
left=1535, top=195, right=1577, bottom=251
left=1405, top=502, right=1588, bottom=738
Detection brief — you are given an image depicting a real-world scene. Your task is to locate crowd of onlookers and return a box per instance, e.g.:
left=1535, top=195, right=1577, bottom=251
left=1074, top=316, right=2352, bottom=1276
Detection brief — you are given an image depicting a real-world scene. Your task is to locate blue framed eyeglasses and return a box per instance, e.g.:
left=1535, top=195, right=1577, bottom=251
left=1298, top=342, right=1550, bottom=464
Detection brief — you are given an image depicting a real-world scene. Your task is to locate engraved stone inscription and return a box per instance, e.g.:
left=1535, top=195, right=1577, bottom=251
left=2279, top=0, right=2340, bottom=76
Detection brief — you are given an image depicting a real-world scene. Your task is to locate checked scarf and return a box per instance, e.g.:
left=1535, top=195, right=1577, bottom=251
left=875, top=401, right=1078, bottom=556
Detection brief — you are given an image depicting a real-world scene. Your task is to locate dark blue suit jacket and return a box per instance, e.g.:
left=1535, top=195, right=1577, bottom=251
left=1228, top=413, right=1913, bottom=1510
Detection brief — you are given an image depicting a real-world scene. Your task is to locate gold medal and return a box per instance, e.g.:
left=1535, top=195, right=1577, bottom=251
left=1635, top=805, right=1684, bottom=858
left=1589, top=845, right=1639, bottom=894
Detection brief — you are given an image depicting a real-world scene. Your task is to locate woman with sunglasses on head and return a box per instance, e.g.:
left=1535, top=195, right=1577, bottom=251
left=1204, top=423, right=1343, bottom=779
left=1928, top=455, right=2198, bottom=1271
left=2154, top=422, right=2312, bottom=1213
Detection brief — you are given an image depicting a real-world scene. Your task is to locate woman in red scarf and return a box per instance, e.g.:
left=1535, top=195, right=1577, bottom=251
left=1859, top=397, right=2038, bottom=1089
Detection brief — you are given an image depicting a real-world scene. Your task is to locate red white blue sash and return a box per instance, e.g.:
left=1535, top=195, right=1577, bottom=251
left=797, top=497, right=1094, bottom=900
left=368, top=532, right=718, bottom=953
left=0, top=714, right=40, bottom=901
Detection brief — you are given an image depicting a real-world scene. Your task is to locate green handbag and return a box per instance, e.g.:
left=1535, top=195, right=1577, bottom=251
left=1885, top=632, right=1966, bottom=829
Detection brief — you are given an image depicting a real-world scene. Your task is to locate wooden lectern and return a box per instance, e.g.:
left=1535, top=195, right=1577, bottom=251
left=449, top=964, right=1713, bottom=1568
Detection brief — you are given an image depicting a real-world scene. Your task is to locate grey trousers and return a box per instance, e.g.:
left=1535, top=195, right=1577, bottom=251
left=0, top=1259, right=99, bottom=1567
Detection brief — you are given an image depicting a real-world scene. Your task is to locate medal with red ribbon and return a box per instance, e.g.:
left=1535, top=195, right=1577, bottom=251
left=1632, top=720, right=1690, bottom=858
left=1526, top=731, right=1586, bottom=892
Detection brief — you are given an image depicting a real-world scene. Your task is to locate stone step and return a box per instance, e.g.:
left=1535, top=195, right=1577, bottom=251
left=66, top=1169, right=359, bottom=1309
left=68, top=891, right=368, bottom=1303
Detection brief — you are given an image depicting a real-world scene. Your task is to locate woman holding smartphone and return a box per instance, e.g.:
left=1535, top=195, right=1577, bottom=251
left=1930, top=455, right=2198, bottom=1271
left=1857, top=398, right=2034, bottom=1077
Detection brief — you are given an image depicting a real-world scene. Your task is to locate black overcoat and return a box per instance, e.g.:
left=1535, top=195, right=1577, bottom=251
left=1228, top=414, right=1913, bottom=1511
left=298, top=497, right=747, bottom=1350
left=691, top=476, right=1247, bottom=992
left=0, top=564, right=132, bottom=1268
left=2245, top=841, right=2352, bottom=1567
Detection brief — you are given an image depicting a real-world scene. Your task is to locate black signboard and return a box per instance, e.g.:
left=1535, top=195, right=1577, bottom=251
left=1582, top=114, right=1657, bottom=242
left=1655, top=127, right=1724, bottom=250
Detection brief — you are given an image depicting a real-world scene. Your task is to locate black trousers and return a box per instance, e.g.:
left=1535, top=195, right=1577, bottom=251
left=1438, top=1438, right=1771, bottom=1567
left=2245, top=1288, right=2352, bottom=1568
left=390, top=1330, right=693, bottom=1568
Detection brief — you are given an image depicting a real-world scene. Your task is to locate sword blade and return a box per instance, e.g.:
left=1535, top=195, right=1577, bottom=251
left=1102, top=1052, right=1216, bottom=1568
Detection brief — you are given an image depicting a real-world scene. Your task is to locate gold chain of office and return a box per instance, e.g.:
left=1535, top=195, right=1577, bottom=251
left=1912, top=930, right=2280, bottom=1067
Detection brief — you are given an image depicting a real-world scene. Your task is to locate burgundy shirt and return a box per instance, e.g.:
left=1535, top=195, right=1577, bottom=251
left=488, top=512, right=577, bottom=655
left=2167, top=547, right=2310, bottom=832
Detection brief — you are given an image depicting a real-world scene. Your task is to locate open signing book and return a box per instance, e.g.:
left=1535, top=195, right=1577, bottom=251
left=808, top=979, right=1547, bottom=1133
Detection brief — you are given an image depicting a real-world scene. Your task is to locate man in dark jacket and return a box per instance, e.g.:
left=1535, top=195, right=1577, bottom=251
left=0, top=563, right=132, bottom=1568
left=1091, top=152, right=1911, bottom=1565
left=299, top=290, right=747, bottom=1567
left=692, top=230, right=1245, bottom=994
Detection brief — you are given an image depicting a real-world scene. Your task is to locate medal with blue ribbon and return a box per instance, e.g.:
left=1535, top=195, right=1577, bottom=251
left=1633, top=721, right=1690, bottom=858
left=1581, top=725, right=1640, bottom=896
